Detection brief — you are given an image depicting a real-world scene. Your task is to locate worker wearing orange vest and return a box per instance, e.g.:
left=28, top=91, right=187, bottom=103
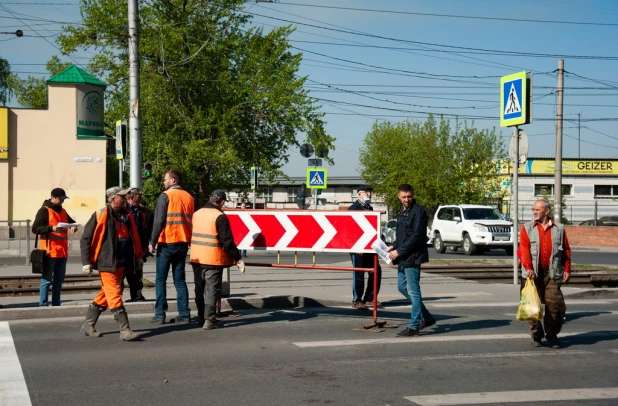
left=32, top=188, right=78, bottom=307
left=190, top=190, right=242, bottom=329
left=148, top=170, right=195, bottom=324
left=79, top=187, right=144, bottom=341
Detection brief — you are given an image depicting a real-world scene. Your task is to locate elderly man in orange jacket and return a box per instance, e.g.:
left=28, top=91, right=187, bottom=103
left=79, top=187, right=144, bottom=341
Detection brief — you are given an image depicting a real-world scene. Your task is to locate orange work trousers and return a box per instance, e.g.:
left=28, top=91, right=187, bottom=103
left=93, top=267, right=124, bottom=311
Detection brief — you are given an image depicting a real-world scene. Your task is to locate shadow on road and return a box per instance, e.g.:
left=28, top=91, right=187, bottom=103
left=432, top=319, right=512, bottom=333
left=565, top=311, right=612, bottom=323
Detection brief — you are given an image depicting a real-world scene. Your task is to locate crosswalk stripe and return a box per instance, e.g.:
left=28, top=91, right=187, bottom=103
left=0, top=322, right=32, bottom=406
left=329, top=350, right=593, bottom=365
left=404, top=388, right=618, bottom=405
left=431, top=300, right=610, bottom=308
left=293, top=331, right=618, bottom=348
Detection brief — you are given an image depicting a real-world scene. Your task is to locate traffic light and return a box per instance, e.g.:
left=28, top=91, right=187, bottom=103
left=143, top=162, right=152, bottom=179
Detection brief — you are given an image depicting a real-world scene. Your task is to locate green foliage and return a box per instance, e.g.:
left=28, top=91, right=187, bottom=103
left=540, top=190, right=569, bottom=224
left=7, top=56, right=69, bottom=109
left=0, top=58, right=11, bottom=106
left=359, top=116, right=506, bottom=216
left=57, top=0, right=334, bottom=206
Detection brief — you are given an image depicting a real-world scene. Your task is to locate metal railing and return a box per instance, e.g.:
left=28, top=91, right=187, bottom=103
left=501, top=200, right=618, bottom=224
left=0, top=220, right=32, bottom=265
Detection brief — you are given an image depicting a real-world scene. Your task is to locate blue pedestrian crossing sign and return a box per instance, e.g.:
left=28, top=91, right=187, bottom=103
left=306, top=168, right=327, bottom=189
left=500, top=71, right=531, bottom=127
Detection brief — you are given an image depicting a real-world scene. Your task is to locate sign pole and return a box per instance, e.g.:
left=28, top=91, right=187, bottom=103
left=512, top=126, right=519, bottom=285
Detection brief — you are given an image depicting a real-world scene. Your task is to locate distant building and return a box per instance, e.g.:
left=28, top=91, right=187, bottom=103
left=0, top=65, right=108, bottom=225
left=499, top=157, right=618, bottom=222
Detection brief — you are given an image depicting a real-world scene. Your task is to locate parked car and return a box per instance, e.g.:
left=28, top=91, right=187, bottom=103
left=431, top=204, right=513, bottom=256
left=381, top=219, right=432, bottom=245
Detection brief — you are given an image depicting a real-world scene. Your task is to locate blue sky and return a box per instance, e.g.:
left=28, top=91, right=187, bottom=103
left=2, top=0, right=618, bottom=178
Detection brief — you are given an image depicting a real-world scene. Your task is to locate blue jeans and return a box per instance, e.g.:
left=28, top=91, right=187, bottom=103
left=397, top=265, right=433, bottom=330
left=154, top=244, right=190, bottom=321
left=39, top=257, right=67, bottom=307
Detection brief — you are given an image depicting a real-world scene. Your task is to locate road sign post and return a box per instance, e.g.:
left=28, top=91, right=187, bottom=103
left=251, top=166, right=257, bottom=209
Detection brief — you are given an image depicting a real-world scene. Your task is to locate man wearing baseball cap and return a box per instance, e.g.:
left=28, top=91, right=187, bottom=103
left=190, top=189, right=243, bottom=329
left=348, top=184, right=381, bottom=310
left=78, top=186, right=144, bottom=340
left=32, top=188, right=78, bottom=307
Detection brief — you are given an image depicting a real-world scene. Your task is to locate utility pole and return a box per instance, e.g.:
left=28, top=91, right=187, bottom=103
left=554, top=59, right=564, bottom=223
left=128, top=0, right=142, bottom=189
left=578, top=112, right=581, bottom=159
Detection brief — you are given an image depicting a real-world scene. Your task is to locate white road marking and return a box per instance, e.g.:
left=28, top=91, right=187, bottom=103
left=0, top=322, right=32, bottom=406
left=609, top=349, right=618, bottom=354
left=330, top=350, right=593, bottom=365
left=293, top=331, right=618, bottom=348
left=404, top=388, right=618, bottom=405
left=431, top=300, right=609, bottom=308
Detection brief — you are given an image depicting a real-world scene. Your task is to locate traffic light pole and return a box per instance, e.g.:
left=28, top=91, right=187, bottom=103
left=128, top=0, right=142, bottom=189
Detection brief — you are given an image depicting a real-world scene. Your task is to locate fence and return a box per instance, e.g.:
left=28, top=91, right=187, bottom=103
left=502, top=200, right=618, bottom=224
left=0, top=220, right=32, bottom=265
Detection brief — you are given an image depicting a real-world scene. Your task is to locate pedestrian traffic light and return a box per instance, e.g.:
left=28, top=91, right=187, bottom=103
left=143, top=162, right=152, bottom=179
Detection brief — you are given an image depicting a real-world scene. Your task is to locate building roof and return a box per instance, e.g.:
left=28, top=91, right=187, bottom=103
left=46, top=65, right=106, bottom=88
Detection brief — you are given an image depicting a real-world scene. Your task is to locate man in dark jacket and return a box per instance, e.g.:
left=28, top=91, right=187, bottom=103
left=79, top=187, right=143, bottom=341
left=348, top=184, right=381, bottom=310
left=32, top=188, right=78, bottom=307
left=124, top=187, right=153, bottom=302
left=387, top=184, right=436, bottom=337
left=189, top=190, right=243, bottom=329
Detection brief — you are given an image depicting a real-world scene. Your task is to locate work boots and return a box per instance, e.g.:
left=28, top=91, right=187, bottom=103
left=80, top=304, right=104, bottom=337
left=114, top=308, right=141, bottom=341
left=203, top=306, right=223, bottom=330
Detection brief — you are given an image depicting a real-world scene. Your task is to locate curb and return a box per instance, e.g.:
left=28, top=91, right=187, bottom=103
left=564, top=288, right=618, bottom=300
left=0, top=296, right=351, bottom=321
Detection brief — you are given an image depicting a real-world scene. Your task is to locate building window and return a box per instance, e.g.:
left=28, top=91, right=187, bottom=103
left=534, top=184, right=572, bottom=196
left=258, top=187, right=273, bottom=203
left=595, top=185, right=618, bottom=197
left=287, top=187, right=307, bottom=203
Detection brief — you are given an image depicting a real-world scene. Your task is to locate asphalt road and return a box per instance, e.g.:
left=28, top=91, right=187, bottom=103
left=5, top=301, right=618, bottom=405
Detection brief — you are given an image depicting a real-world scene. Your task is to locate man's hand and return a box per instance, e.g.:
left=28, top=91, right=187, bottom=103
left=526, top=269, right=535, bottom=278
left=562, top=271, right=571, bottom=283
left=388, top=249, right=399, bottom=261
left=70, top=226, right=78, bottom=233
left=386, top=246, right=394, bottom=252
left=237, top=260, right=246, bottom=273
left=148, top=244, right=156, bottom=254
left=82, top=264, right=93, bottom=277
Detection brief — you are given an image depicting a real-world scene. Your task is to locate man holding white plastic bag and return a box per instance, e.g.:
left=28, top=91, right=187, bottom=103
left=190, top=190, right=243, bottom=329
left=519, top=199, right=571, bottom=349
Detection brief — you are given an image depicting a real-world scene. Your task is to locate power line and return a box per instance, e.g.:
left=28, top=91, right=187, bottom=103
left=274, top=2, right=618, bottom=27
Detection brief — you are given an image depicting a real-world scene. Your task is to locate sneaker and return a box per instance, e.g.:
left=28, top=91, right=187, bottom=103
left=170, top=317, right=190, bottom=325
left=420, top=318, right=436, bottom=330
left=546, top=336, right=561, bottom=349
left=531, top=336, right=543, bottom=347
left=148, top=317, right=165, bottom=325
left=132, top=295, right=146, bottom=302
left=395, top=327, right=420, bottom=337
left=352, top=301, right=368, bottom=310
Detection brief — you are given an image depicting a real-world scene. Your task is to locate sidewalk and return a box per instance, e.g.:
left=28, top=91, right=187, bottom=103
left=1, top=251, right=617, bottom=321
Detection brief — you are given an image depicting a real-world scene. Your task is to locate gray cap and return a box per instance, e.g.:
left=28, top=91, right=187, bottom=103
left=106, top=187, right=130, bottom=200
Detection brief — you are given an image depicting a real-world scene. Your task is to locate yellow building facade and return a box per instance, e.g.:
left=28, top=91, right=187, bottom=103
left=0, top=65, right=108, bottom=225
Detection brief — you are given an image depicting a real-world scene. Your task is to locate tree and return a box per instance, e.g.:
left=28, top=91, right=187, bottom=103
left=7, top=56, right=69, bottom=109
left=0, top=58, right=11, bottom=106
left=359, top=116, right=506, bottom=216
left=57, top=0, right=334, bottom=205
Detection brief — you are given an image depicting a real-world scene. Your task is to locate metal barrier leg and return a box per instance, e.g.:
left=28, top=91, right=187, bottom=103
left=26, top=220, right=31, bottom=266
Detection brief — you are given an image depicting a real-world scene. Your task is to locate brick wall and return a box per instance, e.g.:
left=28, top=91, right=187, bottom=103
left=565, top=226, right=618, bottom=248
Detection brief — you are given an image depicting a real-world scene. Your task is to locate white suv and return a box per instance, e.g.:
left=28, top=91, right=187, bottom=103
left=431, top=204, right=513, bottom=256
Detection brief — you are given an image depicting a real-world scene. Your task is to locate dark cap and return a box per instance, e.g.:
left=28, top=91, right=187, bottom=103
left=211, top=189, right=227, bottom=201
left=356, top=184, right=373, bottom=193
left=51, top=188, right=69, bottom=199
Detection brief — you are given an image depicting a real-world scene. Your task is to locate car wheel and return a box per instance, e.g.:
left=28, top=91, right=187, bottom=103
left=462, top=234, right=477, bottom=256
left=434, top=233, right=446, bottom=254
left=505, top=246, right=514, bottom=256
